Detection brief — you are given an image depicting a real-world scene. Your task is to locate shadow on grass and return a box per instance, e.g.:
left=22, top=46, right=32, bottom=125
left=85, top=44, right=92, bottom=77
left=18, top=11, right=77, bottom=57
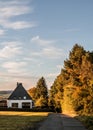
left=0, top=115, right=47, bottom=130
left=75, top=115, right=93, bottom=130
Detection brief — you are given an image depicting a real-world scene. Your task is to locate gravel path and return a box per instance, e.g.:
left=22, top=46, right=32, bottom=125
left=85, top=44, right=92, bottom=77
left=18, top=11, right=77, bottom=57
left=37, top=113, right=87, bottom=130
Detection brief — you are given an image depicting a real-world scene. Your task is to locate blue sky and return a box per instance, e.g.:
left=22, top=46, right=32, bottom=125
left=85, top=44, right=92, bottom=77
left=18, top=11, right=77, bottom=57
left=0, top=0, right=93, bottom=90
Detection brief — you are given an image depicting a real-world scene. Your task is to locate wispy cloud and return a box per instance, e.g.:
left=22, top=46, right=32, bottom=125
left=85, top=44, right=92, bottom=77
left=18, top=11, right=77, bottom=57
left=31, top=36, right=65, bottom=59
left=42, top=47, right=63, bottom=59
left=0, top=0, right=36, bottom=30
left=0, top=6, right=31, bottom=18
left=2, top=61, right=27, bottom=74
left=31, top=47, right=64, bottom=59
left=1, top=41, right=21, bottom=46
left=0, top=29, right=6, bottom=36
left=1, top=21, right=36, bottom=30
left=0, top=41, right=22, bottom=58
left=0, top=0, right=31, bottom=7
left=31, top=36, right=54, bottom=46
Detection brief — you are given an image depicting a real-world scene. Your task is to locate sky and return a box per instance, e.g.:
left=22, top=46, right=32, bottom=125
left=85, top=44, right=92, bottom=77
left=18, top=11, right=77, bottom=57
left=0, top=0, right=93, bottom=90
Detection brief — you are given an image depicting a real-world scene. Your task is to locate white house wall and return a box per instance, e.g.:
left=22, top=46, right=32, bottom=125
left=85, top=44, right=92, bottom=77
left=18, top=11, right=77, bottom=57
left=7, top=100, right=33, bottom=108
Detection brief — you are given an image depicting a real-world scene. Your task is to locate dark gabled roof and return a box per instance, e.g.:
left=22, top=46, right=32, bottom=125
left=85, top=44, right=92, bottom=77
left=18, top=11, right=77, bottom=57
left=8, top=83, right=32, bottom=100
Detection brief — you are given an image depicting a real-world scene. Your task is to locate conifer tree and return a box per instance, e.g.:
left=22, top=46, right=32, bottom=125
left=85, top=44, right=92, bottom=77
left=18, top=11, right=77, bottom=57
left=50, top=44, right=93, bottom=114
left=35, top=77, right=48, bottom=107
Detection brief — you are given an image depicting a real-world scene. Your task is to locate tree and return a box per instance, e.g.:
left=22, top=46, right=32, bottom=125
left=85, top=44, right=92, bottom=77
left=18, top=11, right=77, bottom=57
left=50, top=44, right=93, bottom=115
left=63, top=44, right=86, bottom=86
left=49, top=74, right=64, bottom=112
left=35, top=77, right=48, bottom=107
left=35, top=96, right=48, bottom=107
left=28, top=87, right=37, bottom=101
left=62, top=44, right=93, bottom=114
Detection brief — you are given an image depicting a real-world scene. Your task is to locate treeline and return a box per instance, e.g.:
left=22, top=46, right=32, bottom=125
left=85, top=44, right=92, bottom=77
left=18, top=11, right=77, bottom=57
left=29, top=44, right=93, bottom=115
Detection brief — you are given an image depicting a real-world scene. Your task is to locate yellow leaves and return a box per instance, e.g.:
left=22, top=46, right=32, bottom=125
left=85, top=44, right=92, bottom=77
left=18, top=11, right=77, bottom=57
left=28, top=87, right=37, bottom=100
left=35, top=96, right=48, bottom=107
left=72, top=87, right=81, bottom=98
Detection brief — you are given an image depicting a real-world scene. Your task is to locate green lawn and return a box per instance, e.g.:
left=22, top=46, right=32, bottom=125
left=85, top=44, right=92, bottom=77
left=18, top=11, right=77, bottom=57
left=0, top=111, right=49, bottom=130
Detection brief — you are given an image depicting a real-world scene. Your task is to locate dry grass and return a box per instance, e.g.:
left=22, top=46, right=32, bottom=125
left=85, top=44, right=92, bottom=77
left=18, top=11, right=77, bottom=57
left=0, top=111, right=49, bottom=130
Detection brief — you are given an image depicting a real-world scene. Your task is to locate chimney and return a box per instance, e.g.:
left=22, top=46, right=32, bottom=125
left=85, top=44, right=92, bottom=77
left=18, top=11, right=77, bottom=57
left=17, top=82, right=19, bottom=86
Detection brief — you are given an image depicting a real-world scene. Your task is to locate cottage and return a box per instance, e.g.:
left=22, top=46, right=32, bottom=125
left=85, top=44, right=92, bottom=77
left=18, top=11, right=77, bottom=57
left=7, top=83, right=33, bottom=109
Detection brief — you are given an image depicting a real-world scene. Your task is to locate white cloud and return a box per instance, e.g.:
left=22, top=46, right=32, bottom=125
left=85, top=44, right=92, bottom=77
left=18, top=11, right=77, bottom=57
left=2, top=61, right=26, bottom=69
left=1, top=41, right=21, bottom=46
left=0, top=29, right=5, bottom=35
left=42, top=47, right=63, bottom=59
left=0, top=0, right=36, bottom=30
left=31, top=36, right=64, bottom=59
left=0, top=0, right=31, bottom=7
left=1, top=21, right=36, bottom=30
left=0, top=41, right=22, bottom=58
left=31, top=47, right=64, bottom=59
left=31, top=36, right=54, bottom=46
left=0, top=6, right=31, bottom=18
left=2, top=61, right=27, bottom=74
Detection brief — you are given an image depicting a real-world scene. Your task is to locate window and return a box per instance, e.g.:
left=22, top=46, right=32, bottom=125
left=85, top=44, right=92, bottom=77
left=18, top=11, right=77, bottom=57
left=19, top=97, right=21, bottom=99
left=14, top=97, right=16, bottom=99
left=22, top=102, right=30, bottom=108
left=12, top=103, right=18, bottom=108
left=24, top=96, right=26, bottom=99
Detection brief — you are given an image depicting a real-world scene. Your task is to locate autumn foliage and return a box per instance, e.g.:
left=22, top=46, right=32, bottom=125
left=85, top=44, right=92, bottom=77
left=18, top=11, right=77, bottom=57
left=29, top=44, right=93, bottom=115
left=50, top=44, right=93, bottom=115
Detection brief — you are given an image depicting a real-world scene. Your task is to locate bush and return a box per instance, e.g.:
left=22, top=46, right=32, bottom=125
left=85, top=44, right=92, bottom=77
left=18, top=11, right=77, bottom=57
left=0, top=107, right=55, bottom=112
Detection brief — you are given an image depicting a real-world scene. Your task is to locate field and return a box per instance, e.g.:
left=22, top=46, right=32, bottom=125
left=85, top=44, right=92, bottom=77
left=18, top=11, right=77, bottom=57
left=0, top=111, right=49, bottom=130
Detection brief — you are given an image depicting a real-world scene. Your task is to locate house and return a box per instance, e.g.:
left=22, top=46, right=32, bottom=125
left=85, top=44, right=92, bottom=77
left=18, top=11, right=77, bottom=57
left=7, top=83, right=33, bottom=109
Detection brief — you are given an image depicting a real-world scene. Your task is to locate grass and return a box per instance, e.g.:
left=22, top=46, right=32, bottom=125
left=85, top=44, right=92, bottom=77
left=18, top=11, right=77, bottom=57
left=0, top=111, right=49, bottom=130
left=75, top=115, right=93, bottom=130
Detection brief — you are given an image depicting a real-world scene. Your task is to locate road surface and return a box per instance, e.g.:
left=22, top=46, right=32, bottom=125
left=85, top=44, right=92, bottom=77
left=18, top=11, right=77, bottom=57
left=37, top=113, right=87, bottom=130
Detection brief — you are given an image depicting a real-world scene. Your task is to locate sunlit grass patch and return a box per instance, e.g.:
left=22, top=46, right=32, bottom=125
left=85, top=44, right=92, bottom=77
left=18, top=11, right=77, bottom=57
left=0, top=111, right=49, bottom=130
left=0, top=111, right=48, bottom=116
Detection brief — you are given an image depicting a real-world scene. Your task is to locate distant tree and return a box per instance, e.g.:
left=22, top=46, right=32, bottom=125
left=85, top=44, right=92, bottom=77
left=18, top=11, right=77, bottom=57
left=35, top=77, right=48, bottom=107
left=28, top=87, right=37, bottom=101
